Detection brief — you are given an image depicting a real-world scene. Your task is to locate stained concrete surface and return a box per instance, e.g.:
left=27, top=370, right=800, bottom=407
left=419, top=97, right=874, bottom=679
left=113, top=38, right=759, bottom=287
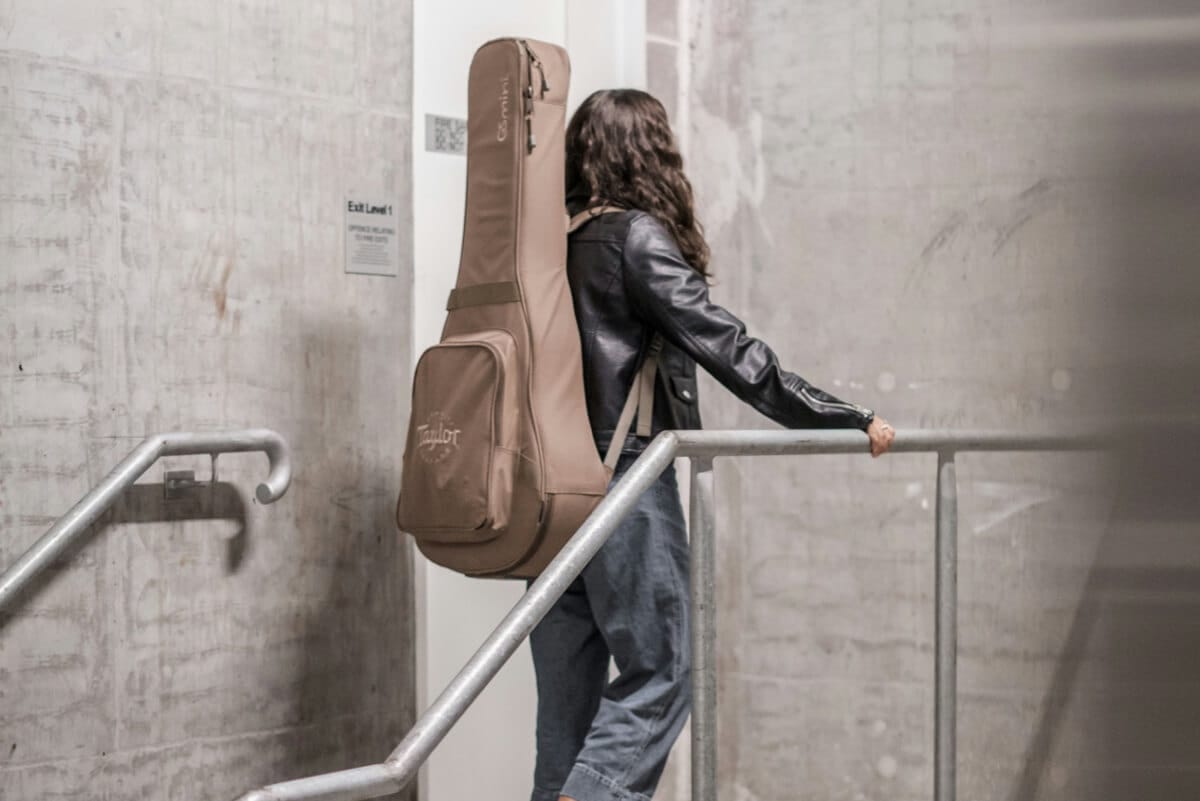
left=0, top=2, right=415, bottom=799
left=652, top=2, right=1199, bottom=800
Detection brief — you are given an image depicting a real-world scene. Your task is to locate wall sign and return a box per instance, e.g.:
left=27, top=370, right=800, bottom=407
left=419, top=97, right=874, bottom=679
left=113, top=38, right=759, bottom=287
left=425, top=114, right=467, bottom=155
left=345, top=196, right=400, bottom=276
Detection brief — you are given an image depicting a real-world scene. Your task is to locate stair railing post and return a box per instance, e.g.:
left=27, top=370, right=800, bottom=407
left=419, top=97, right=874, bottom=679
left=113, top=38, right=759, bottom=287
left=689, top=455, right=718, bottom=801
left=935, top=450, right=958, bottom=801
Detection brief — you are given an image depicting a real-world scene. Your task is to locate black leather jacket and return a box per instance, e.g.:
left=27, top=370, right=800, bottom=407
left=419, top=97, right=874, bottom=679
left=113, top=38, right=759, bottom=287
left=566, top=196, right=876, bottom=457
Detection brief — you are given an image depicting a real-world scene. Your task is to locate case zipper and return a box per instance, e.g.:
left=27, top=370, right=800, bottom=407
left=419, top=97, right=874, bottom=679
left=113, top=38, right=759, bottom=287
left=517, top=39, right=548, bottom=154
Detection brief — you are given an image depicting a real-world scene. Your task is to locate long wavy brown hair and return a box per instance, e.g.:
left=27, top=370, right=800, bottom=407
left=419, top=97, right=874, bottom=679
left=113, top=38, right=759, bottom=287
left=566, top=89, right=711, bottom=278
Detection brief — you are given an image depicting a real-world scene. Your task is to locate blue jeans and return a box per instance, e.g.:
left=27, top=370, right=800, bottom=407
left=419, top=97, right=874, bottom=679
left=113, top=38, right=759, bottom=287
left=528, top=452, right=692, bottom=801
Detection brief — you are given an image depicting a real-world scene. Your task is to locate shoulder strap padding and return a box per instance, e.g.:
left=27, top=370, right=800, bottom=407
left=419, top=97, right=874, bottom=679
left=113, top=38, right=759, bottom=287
left=568, top=204, right=659, bottom=469
left=604, top=333, right=664, bottom=469
left=568, top=205, right=627, bottom=234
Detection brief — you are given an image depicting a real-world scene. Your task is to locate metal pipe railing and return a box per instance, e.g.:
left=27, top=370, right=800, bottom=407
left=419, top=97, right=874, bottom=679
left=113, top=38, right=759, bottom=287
left=688, top=456, right=718, bottom=801
left=235, top=432, right=682, bottom=801
left=674, top=428, right=1105, bottom=801
left=935, top=451, right=958, bottom=801
left=234, top=427, right=1108, bottom=801
left=0, top=428, right=292, bottom=613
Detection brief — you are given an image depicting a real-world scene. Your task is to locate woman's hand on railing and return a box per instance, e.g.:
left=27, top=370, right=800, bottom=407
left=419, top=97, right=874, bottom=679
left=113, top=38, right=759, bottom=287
left=867, top=416, right=896, bottom=457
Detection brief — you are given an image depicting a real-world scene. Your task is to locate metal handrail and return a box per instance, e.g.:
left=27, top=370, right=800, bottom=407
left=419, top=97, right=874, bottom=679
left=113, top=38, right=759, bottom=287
left=0, top=429, right=292, bottom=613
left=234, top=427, right=1108, bottom=801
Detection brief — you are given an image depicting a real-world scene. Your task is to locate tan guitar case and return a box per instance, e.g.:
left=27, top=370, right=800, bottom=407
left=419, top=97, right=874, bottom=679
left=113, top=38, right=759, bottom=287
left=396, top=38, right=606, bottom=578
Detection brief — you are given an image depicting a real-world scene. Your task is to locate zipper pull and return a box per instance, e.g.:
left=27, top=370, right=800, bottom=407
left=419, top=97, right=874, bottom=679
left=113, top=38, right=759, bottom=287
left=520, top=40, right=550, bottom=98
left=518, top=39, right=539, bottom=153
left=520, top=40, right=535, bottom=98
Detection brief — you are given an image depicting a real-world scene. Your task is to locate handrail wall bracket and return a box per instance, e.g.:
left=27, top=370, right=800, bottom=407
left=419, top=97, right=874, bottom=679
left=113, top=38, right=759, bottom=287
left=0, top=428, right=292, bottom=613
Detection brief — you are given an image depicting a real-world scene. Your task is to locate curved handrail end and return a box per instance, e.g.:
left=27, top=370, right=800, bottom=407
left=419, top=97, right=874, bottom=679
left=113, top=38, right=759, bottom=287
left=254, top=429, right=292, bottom=504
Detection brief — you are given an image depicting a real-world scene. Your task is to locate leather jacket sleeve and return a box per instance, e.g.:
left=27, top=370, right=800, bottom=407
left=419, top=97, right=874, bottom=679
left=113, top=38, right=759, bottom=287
left=621, top=213, right=876, bottom=431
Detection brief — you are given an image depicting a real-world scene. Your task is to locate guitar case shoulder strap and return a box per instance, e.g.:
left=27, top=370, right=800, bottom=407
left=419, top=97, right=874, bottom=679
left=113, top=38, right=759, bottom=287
left=568, top=205, right=665, bottom=470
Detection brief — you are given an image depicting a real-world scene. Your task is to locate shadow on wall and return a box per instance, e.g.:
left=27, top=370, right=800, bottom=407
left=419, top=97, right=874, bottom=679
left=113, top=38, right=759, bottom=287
left=285, top=314, right=413, bottom=800
left=1008, top=5, right=1200, bottom=797
left=0, top=322, right=418, bottom=801
left=0, top=481, right=251, bottom=630
left=1065, top=13, right=1200, bottom=790
left=1007, top=428, right=1200, bottom=801
left=0, top=315, right=417, bottom=800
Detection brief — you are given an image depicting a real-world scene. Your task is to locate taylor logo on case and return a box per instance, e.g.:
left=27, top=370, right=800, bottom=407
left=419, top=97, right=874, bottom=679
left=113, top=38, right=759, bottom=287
left=416, top=411, right=463, bottom=464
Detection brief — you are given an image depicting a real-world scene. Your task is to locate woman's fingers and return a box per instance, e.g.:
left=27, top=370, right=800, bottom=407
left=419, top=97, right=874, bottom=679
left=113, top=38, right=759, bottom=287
left=867, top=417, right=895, bottom=457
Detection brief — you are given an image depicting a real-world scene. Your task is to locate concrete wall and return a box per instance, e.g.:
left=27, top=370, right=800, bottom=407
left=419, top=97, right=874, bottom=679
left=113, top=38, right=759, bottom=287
left=0, top=2, right=415, bottom=799
left=650, top=1, right=1162, bottom=799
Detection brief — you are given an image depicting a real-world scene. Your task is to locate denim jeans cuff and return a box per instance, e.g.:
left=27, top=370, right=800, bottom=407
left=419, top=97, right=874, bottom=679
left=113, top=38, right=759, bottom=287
left=560, top=764, right=653, bottom=801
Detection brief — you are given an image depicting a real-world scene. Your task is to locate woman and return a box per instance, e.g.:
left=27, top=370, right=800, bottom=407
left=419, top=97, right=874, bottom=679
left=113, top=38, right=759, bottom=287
left=528, top=89, right=895, bottom=801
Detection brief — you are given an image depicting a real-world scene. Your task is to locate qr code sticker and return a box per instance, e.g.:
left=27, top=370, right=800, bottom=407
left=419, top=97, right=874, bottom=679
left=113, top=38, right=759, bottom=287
left=426, top=114, right=466, bottom=155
